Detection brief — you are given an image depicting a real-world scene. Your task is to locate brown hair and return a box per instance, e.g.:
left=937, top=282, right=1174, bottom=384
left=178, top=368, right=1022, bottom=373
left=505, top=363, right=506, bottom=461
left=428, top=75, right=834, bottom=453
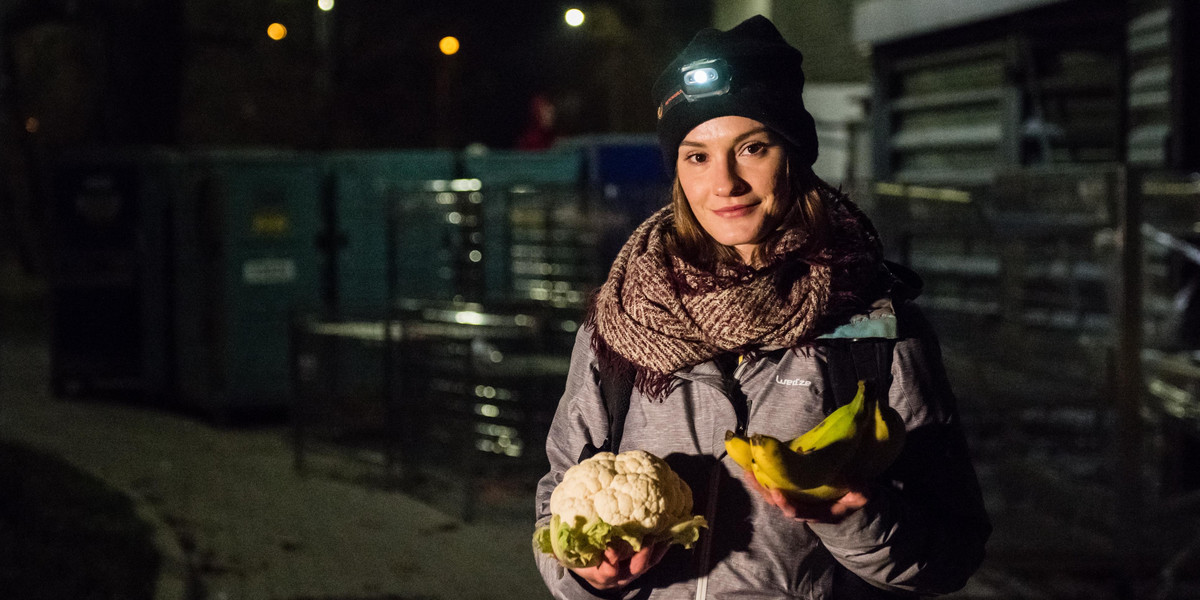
left=665, top=151, right=832, bottom=268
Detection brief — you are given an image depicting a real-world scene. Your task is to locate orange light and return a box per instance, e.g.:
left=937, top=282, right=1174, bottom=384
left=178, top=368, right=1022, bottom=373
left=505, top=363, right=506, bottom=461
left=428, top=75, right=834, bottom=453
left=439, top=36, right=460, bottom=56
left=267, top=23, right=288, bottom=40
left=24, top=117, right=39, bottom=134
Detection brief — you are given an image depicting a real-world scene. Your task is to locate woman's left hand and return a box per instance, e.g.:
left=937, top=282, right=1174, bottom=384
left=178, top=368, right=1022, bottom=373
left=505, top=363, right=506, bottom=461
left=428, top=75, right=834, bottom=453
left=741, top=469, right=870, bottom=524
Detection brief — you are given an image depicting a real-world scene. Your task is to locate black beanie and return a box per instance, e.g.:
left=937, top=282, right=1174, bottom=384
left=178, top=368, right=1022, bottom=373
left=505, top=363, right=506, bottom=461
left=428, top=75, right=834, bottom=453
left=653, top=15, right=818, bottom=168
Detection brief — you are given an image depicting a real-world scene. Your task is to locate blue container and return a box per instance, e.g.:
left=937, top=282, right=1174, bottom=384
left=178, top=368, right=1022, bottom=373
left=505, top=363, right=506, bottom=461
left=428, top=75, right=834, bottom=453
left=568, top=135, right=671, bottom=265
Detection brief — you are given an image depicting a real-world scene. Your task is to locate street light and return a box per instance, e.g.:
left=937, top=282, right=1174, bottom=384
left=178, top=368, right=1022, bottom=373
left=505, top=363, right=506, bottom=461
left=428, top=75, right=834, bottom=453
left=267, top=23, right=288, bottom=40
left=439, top=36, right=460, bottom=56
left=565, top=8, right=585, bottom=27
left=317, top=0, right=334, bottom=11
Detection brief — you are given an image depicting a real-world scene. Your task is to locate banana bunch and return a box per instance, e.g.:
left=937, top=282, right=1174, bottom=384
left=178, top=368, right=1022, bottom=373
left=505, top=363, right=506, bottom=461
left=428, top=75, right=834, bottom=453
left=724, top=380, right=905, bottom=502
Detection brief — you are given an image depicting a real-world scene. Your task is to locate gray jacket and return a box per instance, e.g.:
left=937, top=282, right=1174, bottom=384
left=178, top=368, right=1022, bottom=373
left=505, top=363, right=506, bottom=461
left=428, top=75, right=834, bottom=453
left=534, top=299, right=991, bottom=599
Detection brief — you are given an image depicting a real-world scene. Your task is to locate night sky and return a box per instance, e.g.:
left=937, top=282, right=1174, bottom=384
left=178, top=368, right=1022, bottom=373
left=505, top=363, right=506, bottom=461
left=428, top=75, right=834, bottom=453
left=3, top=0, right=713, bottom=151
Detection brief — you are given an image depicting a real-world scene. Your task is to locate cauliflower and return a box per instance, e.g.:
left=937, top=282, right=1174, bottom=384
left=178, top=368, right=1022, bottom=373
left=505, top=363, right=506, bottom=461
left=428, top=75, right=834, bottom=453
left=534, top=450, right=708, bottom=569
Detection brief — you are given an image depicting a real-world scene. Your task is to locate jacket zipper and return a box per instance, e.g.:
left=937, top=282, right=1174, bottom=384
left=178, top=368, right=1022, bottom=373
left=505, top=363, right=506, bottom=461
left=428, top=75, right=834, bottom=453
left=693, top=464, right=722, bottom=600
left=697, top=355, right=752, bottom=600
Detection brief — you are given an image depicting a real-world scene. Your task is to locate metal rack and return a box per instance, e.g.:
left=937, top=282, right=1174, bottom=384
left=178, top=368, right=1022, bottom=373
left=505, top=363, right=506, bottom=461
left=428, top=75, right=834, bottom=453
left=866, top=2, right=1126, bottom=189
left=290, top=300, right=578, bottom=520
left=500, top=184, right=600, bottom=307
left=1125, top=0, right=1200, bottom=171
left=384, top=179, right=487, bottom=304
left=389, top=300, right=576, bottom=520
left=868, top=165, right=1200, bottom=597
left=1139, top=173, right=1200, bottom=499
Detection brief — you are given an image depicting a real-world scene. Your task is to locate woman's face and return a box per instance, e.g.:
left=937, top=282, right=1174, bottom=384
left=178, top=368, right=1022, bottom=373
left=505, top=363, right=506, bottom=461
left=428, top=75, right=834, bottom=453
left=676, top=116, right=787, bottom=264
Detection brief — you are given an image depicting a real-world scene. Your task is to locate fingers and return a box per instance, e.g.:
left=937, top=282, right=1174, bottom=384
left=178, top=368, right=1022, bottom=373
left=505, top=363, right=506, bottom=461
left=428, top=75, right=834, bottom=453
left=744, top=477, right=872, bottom=524
left=577, top=541, right=663, bottom=590
left=838, top=490, right=870, bottom=510
left=627, top=541, right=668, bottom=575
left=605, top=541, right=633, bottom=563
left=588, top=554, right=622, bottom=586
left=741, top=468, right=765, bottom=493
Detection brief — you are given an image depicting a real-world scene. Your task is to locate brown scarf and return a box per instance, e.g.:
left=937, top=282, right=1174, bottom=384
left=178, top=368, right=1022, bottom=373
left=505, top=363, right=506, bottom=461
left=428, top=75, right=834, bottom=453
left=588, top=188, right=883, bottom=400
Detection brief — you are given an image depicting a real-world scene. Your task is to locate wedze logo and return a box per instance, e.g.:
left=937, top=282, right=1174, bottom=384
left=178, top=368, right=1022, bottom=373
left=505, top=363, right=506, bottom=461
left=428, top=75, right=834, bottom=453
left=775, top=376, right=812, bottom=387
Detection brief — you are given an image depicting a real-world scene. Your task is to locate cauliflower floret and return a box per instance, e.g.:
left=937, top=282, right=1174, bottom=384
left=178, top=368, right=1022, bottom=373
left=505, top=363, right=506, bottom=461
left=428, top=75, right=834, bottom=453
left=535, top=450, right=707, bottom=569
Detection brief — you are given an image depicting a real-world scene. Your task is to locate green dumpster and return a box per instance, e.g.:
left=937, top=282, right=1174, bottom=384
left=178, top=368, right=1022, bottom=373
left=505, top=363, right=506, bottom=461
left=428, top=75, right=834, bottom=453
left=173, top=149, right=323, bottom=419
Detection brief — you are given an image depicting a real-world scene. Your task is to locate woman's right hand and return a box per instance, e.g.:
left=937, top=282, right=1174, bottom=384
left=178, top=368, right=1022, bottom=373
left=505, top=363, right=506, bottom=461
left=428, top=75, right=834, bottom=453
left=571, top=539, right=670, bottom=590
left=740, top=468, right=870, bottom=524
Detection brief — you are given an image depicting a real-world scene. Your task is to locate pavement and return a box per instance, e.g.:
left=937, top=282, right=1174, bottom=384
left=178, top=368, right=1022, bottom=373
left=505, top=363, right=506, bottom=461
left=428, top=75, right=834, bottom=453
left=0, top=325, right=554, bottom=600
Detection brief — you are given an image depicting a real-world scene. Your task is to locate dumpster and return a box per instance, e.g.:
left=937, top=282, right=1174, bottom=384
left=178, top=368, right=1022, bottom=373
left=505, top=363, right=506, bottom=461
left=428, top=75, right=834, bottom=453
left=47, top=147, right=182, bottom=400
left=173, top=149, right=323, bottom=419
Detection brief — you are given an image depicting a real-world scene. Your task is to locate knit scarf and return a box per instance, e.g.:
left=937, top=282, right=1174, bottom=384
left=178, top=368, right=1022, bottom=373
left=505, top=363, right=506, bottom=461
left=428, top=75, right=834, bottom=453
left=588, top=188, right=883, bottom=400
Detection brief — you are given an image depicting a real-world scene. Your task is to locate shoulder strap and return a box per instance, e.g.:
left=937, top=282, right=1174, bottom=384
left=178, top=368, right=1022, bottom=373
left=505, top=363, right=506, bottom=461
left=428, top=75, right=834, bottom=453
left=578, top=365, right=635, bottom=462
left=822, top=338, right=896, bottom=415
left=600, top=367, right=635, bottom=454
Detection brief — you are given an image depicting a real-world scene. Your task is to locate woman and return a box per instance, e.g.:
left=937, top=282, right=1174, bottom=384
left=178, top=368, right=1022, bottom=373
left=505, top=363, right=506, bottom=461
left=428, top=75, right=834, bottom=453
left=534, top=15, right=990, bottom=599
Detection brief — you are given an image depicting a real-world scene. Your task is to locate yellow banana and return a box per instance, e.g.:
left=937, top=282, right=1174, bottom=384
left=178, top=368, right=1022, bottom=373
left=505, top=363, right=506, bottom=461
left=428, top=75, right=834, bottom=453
left=789, top=380, right=870, bottom=453
left=723, top=431, right=755, bottom=473
left=748, top=433, right=851, bottom=502
left=848, top=386, right=906, bottom=480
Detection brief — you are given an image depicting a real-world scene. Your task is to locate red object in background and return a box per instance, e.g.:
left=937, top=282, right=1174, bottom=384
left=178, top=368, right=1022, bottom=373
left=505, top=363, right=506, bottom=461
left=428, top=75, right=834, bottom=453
left=516, top=94, right=557, bottom=150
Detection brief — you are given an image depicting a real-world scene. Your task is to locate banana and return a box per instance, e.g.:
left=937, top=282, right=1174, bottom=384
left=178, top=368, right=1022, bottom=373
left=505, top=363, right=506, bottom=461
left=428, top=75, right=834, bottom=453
left=848, top=384, right=906, bottom=480
left=723, top=431, right=755, bottom=473
left=748, top=433, right=851, bottom=501
left=790, top=380, right=871, bottom=453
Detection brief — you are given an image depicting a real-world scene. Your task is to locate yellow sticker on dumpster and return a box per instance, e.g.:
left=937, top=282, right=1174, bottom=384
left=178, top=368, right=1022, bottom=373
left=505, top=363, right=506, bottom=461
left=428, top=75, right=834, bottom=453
left=252, top=210, right=290, bottom=236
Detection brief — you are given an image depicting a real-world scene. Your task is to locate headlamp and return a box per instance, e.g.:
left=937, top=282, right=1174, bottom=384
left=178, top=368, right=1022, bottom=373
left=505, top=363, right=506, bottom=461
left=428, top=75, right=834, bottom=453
left=679, top=58, right=730, bottom=101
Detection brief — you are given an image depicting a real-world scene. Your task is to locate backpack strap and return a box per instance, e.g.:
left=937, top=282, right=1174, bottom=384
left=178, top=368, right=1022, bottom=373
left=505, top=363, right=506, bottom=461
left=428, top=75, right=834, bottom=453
left=821, top=337, right=896, bottom=415
left=579, top=365, right=635, bottom=461
left=600, top=367, right=635, bottom=454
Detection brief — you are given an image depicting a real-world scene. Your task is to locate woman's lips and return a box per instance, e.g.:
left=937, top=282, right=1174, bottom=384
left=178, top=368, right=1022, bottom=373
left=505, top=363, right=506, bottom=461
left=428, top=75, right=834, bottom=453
left=713, top=202, right=757, bottom=217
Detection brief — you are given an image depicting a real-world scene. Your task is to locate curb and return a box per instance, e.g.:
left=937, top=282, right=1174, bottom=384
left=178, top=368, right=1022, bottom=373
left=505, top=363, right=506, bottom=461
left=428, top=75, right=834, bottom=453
left=125, top=488, right=190, bottom=600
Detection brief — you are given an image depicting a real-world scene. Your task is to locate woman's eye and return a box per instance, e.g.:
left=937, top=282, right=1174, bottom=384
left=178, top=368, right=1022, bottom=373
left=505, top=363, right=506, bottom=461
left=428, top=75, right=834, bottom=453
left=743, top=142, right=766, bottom=155
left=686, top=153, right=707, bottom=164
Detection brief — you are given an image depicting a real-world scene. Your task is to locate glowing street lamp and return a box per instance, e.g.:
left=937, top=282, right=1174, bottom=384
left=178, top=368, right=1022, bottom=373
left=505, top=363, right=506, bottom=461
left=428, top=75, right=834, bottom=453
left=267, top=23, right=288, bottom=40
left=439, top=36, right=460, bottom=56
left=565, top=8, right=585, bottom=27
left=317, top=0, right=334, bottom=11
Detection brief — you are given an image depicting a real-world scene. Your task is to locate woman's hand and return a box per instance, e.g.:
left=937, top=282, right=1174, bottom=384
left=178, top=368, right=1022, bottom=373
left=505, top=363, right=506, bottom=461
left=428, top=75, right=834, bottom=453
left=570, top=539, right=670, bottom=590
left=741, top=469, right=870, bottom=524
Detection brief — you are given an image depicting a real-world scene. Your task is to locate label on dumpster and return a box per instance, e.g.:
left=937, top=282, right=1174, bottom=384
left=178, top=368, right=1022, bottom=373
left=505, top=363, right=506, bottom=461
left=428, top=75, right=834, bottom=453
left=242, top=258, right=296, bottom=285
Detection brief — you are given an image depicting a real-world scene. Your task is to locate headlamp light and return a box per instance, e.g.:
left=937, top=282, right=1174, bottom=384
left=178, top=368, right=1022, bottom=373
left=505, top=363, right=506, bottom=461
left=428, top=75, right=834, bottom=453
left=680, top=58, right=730, bottom=101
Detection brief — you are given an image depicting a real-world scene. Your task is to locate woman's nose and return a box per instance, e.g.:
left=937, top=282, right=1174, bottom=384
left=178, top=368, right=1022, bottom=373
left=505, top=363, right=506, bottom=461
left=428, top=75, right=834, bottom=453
left=712, top=157, right=747, bottom=197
